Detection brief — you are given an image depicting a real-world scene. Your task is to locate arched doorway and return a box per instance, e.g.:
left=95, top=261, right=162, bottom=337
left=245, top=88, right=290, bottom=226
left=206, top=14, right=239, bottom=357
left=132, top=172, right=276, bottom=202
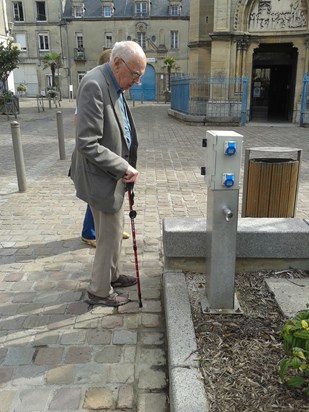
left=250, top=43, right=297, bottom=122
left=129, top=64, right=156, bottom=101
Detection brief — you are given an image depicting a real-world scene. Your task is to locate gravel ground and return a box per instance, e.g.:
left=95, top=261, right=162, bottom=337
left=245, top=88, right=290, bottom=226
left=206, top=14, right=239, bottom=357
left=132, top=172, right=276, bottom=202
left=186, top=269, right=309, bottom=412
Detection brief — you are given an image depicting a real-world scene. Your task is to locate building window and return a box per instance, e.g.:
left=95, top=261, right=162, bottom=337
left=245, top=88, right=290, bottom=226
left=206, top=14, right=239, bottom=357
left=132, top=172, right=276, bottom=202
left=15, top=33, right=27, bottom=51
left=73, top=6, right=85, bottom=18
left=46, top=74, right=59, bottom=89
left=38, top=33, right=49, bottom=51
left=171, top=31, right=178, bottom=49
left=137, top=32, right=146, bottom=49
left=103, top=6, right=112, bottom=17
left=13, top=2, right=24, bottom=22
left=78, top=72, right=86, bottom=84
left=36, top=1, right=46, bottom=21
left=170, top=5, right=180, bottom=16
left=135, top=2, right=147, bottom=17
left=105, top=33, right=113, bottom=48
left=75, top=33, right=84, bottom=49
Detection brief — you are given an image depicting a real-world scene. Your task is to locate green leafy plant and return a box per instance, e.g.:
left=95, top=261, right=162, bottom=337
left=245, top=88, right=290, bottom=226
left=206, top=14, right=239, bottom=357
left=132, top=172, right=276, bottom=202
left=47, top=87, right=58, bottom=99
left=17, top=83, right=27, bottom=92
left=0, top=90, right=14, bottom=101
left=42, top=52, right=62, bottom=89
left=279, top=309, right=309, bottom=397
left=0, top=40, right=20, bottom=91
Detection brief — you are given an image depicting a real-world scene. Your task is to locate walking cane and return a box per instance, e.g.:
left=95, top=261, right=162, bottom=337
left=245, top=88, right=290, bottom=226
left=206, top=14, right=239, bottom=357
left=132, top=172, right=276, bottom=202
left=127, top=183, right=143, bottom=308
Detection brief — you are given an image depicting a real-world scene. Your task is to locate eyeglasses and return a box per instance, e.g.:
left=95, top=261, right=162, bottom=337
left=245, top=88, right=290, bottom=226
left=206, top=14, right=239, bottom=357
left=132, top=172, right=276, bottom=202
left=121, top=58, right=143, bottom=80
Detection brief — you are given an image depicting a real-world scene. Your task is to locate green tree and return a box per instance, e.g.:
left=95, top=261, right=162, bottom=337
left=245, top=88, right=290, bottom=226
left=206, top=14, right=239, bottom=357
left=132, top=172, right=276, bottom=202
left=0, top=40, right=20, bottom=90
left=42, top=52, right=62, bottom=89
left=163, top=57, right=177, bottom=91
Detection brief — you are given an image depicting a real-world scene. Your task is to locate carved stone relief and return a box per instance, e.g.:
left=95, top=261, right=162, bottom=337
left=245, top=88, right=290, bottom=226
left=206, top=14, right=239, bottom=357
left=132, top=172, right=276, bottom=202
left=248, top=0, right=307, bottom=31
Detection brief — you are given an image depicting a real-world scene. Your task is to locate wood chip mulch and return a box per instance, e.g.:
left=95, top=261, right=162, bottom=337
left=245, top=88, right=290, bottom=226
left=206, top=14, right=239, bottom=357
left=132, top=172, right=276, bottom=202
left=186, top=269, right=309, bottom=412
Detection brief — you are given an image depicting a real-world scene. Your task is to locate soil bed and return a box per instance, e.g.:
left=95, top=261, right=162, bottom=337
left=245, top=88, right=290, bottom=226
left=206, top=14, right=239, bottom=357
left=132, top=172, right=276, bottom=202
left=186, top=269, right=309, bottom=412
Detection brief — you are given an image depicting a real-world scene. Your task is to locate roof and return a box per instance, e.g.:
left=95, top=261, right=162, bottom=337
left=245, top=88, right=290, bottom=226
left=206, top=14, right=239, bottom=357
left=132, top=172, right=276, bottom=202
left=63, top=0, right=190, bottom=19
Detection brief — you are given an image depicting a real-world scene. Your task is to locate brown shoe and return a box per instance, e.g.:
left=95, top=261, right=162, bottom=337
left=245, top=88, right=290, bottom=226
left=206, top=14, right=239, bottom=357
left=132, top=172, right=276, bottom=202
left=81, top=237, right=96, bottom=248
left=86, top=292, right=129, bottom=307
left=122, top=231, right=130, bottom=239
left=111, top=274, right=137, bottom=288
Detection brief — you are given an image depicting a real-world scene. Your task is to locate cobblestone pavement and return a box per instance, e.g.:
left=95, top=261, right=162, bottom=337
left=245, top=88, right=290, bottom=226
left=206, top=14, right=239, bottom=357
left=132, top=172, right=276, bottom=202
left=0, top=98, right=308, bottom=411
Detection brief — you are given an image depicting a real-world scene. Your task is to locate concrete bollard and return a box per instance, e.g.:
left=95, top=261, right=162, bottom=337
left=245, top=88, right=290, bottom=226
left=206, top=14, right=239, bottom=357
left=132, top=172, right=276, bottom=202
left=10, top=121, right=27, bottom=192
left=56, top=111, right=66, bottom=160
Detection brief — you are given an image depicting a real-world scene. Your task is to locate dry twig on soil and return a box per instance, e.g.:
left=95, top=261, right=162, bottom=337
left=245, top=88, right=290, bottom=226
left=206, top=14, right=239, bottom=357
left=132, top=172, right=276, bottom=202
left=186, top=270, right=309, bottom=412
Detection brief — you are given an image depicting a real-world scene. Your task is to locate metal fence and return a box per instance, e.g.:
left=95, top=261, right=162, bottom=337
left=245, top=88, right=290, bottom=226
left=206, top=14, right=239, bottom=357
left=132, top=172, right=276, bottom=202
left=170, top=74, right=248, bottom=125
left=300, top=72, right=309, bottom=127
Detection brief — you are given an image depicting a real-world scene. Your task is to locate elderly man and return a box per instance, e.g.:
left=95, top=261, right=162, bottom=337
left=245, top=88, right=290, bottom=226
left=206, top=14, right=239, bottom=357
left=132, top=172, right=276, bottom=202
left=70, top=41, right=147, bottom=306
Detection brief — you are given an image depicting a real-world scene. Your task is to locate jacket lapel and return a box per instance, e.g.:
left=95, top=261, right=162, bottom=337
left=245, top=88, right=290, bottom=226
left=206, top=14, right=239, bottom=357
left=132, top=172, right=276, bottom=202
left=102, top=66, right=130, bottom=149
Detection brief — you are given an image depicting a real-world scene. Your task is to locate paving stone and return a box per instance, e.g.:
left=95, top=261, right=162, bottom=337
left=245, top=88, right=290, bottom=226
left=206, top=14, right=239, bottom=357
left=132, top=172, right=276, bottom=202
left=107, top=363, right=135, bottom=383
left=75, top=364, right=109, bottom=385
left=34, top=347, right=64, bottom=365
left=12, top=365, right=46, bottom=386
left=121, top=345, right=137, bottom=362
left=60, top=330, right=86, bottom=345
left=83, top=387, right=113, bottom=410
left=4, top=346, right=35, bottom=366
left=86, top=329, right=112, bottom=345
left=0, top=367, right=14, bottom=384
left=46, top=365, right=74, bottom=385
left=33, top=331, right=60, bottom=346
left=14, top=388, right=52, bottom=411
left=64, top=346, right=92, bottom=364
left=139, top=347, right=166, bottom=366
left=49, top=387, right=81, bottom=410
left=0, top=347, right=8, bottom=364
left=117, top=384, right=134, bottom=409
left=48, top=315, right=77, bottom=330
left=138, top=369, right=167, bottom=390
left=4, top=273, right=24, bottom=282
left=94, top=346, right=122, bottom=363
left=140, top=331, right=165, bottom=345
left=101, top=315, right=124, bottom=328
left=0, top=390, right=17, bottom=412
left=141, top=299, right=162, bottom=313
left=113, top=329, right=137, bottom=345
left=22, top=315, right=50, bottom=329
left=118, top=301, right=140, bottom=313
left=137, top=393, right=168, bottom=412
left=141, top=313, right=162, bottom=328
left=125, top=313, right=141, bottom=329
left=66, top=301, right=89, bottom=315
left=43, top=304, right=68, bottom=315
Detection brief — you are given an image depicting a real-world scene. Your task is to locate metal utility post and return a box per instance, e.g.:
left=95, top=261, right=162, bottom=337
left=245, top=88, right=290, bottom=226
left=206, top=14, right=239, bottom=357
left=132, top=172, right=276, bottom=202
left=10, top=121, right=27, bottom=193
left=202, top=130, right=243, bottom=313
left=56, top=111, right=66, bottom=160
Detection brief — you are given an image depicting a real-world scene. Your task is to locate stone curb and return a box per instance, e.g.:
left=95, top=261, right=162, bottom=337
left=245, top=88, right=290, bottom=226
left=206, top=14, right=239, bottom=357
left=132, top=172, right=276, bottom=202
left=163, top=271, right=209, bottom=412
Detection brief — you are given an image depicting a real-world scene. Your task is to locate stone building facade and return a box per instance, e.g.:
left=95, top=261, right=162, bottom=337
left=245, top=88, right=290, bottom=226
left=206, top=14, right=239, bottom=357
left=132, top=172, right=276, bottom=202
left=0, top=0, right=16, bottom=92
left=7, top=0, right=190, bottom=99
left=189, top=0, right=309, bottom=122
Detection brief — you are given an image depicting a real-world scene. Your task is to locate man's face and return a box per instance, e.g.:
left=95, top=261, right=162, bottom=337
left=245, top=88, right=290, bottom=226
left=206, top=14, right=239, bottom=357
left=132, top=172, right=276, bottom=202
left=113, top=56, right=146, bottom=90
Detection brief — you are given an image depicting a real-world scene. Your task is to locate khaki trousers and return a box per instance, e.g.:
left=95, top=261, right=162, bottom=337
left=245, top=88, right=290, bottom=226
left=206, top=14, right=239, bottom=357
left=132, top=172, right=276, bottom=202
left=88, top=204, right=124, bottom=298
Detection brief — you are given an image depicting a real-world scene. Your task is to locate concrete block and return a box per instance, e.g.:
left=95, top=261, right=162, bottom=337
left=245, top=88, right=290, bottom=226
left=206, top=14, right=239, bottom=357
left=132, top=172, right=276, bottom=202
left=163, top=272, right=199, bottom=368
left=164, top=272, right=209, bottom=412
left=163, top=217, right=309, bottom=260
left=170, top=368, right=209, bottom=412
left=266, top=278, right=309, bottom=317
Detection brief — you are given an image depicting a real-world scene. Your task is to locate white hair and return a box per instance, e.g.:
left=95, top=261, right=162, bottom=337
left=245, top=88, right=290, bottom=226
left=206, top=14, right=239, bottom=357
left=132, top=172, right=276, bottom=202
left=111, top=41, right=145, bottom=61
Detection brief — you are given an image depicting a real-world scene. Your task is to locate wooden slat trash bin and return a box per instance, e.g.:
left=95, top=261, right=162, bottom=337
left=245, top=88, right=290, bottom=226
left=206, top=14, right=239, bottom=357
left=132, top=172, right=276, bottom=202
left=242, top=147, right=302, bottom=217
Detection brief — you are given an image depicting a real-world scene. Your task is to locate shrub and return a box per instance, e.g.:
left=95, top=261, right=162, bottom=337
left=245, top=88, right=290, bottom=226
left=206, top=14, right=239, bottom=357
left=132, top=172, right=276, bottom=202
left=17, top=83, right=27, bottom=92
left=279, top=309, right=309, bottom=397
